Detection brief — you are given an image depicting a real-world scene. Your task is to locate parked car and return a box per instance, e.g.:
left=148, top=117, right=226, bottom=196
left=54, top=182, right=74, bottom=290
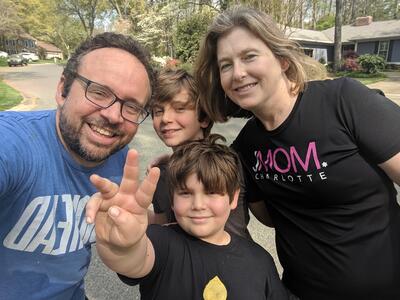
left=19, top=52, right=39, bottom=62
left=7, top=54, right=28, bottom=67
left=0, top=51, right=8, bottom=58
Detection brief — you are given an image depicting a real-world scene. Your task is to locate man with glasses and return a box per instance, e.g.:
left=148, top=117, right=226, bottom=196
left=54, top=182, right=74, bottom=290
left=0, top=32, right=155, bottom=299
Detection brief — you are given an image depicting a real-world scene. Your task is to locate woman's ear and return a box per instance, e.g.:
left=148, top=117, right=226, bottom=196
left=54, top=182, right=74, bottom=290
left=279, top=57, right=290, bottom=72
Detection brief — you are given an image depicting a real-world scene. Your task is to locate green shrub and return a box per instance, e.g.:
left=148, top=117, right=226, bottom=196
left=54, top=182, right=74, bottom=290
left=318, top=57, right=326, bottom=65
left=357, top=54, right=386, bottom=74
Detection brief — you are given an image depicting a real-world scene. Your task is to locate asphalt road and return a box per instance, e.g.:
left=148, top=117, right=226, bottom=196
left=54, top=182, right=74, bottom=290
left=1, top=64, right=399, bottom=300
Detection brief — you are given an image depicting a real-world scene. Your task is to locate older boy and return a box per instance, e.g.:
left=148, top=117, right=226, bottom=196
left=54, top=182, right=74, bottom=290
left=150, top=68, right=251, bottom=238
left=86, top=135, right=294, bottom=299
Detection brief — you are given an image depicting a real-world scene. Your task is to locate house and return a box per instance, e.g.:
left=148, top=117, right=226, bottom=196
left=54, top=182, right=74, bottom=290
left=0, top=33, right=63, bottom=60
left=37, top=41, right=63, bottom=60
left=0, top=33, right=37, bottom=55
left=287, top=16, right=400, bottom=66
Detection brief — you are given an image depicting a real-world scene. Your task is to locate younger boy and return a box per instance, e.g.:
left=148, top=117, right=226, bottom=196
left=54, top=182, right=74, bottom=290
left=150, top=68, right=251, bottom=238
left=86, top=136, right=294, bottom=300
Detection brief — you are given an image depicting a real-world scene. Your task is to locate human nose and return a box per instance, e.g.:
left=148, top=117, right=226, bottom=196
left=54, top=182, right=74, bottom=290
left=232, top=61, right=247, bottom=81
left=192, top=194, right=206, bottom=210
left=100, top=101, right=124, bottom=124
left=161, top=107, right=173, bottom=123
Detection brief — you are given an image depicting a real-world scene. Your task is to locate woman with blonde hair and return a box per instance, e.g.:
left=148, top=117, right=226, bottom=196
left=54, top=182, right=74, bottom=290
left=195, top=6, right=400, bottom=300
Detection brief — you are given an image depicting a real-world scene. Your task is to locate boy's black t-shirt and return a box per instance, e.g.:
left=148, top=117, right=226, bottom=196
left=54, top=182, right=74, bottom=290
left=152, top=162, right=176, bottom=223
left=119, top=224, right=294, bottom=300
left=232, top=77, right=400, bottom=299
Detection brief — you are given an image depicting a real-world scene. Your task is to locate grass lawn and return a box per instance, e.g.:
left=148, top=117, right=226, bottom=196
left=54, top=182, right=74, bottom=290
left=29, top=59, right=57, bottom=64
left=0, top=80, right=23, bottom=111
left=351, top=77, right=386, bottom=85
left=328, top=71, right=387, bottom=86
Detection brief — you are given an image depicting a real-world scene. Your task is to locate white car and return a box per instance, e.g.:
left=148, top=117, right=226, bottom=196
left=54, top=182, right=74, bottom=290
left=19, top=52, right=39, bottom=62
left=0, top=51, right=8, bottom=58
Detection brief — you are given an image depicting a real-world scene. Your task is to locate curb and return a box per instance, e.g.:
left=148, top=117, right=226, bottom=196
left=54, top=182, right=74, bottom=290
left=3, top=79, right=37, bottom=111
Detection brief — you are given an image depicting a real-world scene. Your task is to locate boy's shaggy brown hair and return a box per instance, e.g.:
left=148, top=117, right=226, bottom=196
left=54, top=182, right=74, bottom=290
left=151, top=68, right=213, bottom=136
left=167, top=134, right=240, bottom=203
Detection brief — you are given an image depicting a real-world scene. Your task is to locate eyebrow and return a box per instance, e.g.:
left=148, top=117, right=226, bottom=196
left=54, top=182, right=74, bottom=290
left=171, top=98, right=192, bottom=105
left=217, top=47, right=259, bottom=64
left=94, top=80, right=143, bottom=106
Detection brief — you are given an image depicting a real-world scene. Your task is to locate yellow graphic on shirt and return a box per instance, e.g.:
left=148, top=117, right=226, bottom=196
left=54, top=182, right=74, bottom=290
left=203, top=276, right=227, bottom=300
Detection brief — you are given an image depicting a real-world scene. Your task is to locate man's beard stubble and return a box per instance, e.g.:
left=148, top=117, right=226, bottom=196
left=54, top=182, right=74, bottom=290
left=58, top=106, right=123, bottom=163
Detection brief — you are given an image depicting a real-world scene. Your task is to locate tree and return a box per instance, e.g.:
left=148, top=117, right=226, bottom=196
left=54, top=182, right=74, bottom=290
left=175, top=8, right=215, bottom=63
left=51, top=16, right=87, bottom=59
left=316, top=14, right=335, bottom=30
left=56, top=0, right=109, bottom=37
left=135, top=3, right=178, bottom=57
left=333, top=0, right=343, bottom=72
left=0, top=0, right=22, bottom=36
left=107, top=0, right=146, bottom=33
left=16, top=0, right=60, bottom=41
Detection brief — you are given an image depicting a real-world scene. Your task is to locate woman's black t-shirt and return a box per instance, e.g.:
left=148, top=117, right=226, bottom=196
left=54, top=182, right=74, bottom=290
left=232, top=77, right=400, bottom=300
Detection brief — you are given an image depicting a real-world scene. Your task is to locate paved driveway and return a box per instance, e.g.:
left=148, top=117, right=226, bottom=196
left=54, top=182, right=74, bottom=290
left=1, top=64, right=62, bottom=110
left=369, top=71, right=400, bottom=105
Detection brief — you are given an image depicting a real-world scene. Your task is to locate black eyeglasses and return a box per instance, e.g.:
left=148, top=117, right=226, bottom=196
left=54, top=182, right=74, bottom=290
left=73, top=73, right=149, bottom=124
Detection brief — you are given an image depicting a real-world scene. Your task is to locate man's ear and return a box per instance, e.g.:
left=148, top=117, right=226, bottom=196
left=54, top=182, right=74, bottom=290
left=55, top=76, right=67, bottom=107
left=230, top=189, right=240, bottom=210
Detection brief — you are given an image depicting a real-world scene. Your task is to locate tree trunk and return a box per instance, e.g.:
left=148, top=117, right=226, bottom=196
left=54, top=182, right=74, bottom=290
left=333, top=0, right=343, bottom=72
left=312, top=0, right=317, bottom=29
left=350, top=0, right=356, bottom=22
left=299, top=0, right=304, bottom=28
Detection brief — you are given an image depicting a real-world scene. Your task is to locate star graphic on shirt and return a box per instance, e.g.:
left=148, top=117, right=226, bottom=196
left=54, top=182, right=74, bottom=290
left=322, top=162, right=328, bottom=168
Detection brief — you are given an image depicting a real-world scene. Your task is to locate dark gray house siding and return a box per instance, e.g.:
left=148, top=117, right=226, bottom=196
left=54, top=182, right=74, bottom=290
left=356, top=40, right=400, bottom=63
left=291, top=19, right=400, bottom=66
left=357, top=42, right=376, bottom=55
left=389, top=40, right=400, bottom=63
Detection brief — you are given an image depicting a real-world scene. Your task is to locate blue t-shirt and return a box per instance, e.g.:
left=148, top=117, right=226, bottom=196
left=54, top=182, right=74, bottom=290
left=0, top=110, right=128, bottom=300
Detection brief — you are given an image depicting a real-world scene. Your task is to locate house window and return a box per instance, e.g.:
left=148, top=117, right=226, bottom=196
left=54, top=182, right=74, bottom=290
left=303, top=48, right=313, bottom=57
left=377, top=41, right=389, bottom=60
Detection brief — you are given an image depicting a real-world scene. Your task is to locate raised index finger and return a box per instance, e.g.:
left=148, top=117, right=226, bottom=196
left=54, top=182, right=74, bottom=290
left=119, top=149, right=140, bottom=195
left=90, top=174, right=120, bottom=199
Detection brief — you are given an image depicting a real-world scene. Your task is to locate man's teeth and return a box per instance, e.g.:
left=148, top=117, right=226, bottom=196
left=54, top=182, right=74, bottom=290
left=91, top=125, right=114, bottom=137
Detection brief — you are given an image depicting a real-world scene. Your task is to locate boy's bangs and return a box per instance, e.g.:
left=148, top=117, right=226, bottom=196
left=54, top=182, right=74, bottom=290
left=195, top=161, right=227, bottom=195
left=173, top=159, right=227, bottom=195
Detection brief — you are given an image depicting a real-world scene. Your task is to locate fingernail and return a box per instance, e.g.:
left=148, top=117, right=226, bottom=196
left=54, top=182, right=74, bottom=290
left=86, top=217, right=92, bottom=224
left=109, top=207, right=120, bottom=217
